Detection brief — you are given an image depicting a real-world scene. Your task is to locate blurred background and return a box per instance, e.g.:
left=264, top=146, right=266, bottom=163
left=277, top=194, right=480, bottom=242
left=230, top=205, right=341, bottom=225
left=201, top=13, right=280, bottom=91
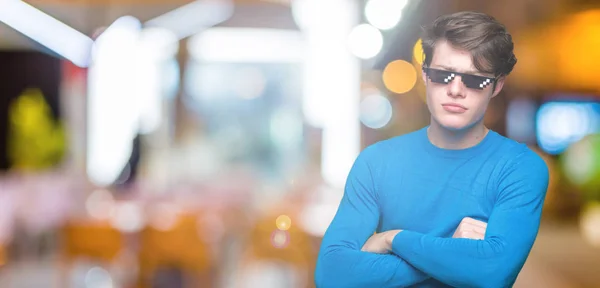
left=0, top=0, right=599, bottom=287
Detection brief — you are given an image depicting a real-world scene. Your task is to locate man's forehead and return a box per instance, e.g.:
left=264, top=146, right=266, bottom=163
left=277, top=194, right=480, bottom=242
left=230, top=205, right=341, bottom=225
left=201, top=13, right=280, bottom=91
left=430, top=57, right=492, bottom=76
left=432, top=45, right=473, bottom=65
left=430, top=40, right=492, bottom=75
left=431, top=64, right=482, bottom=75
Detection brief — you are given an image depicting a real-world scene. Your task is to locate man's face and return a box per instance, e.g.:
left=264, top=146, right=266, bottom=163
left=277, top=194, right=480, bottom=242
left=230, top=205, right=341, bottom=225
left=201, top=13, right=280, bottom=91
left=423, top=40, right=504, bottom=131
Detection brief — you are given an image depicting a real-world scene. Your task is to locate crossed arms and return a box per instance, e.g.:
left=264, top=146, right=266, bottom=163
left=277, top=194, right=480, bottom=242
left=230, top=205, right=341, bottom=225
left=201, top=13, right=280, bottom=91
left=314, top=148, right=549, bottom=288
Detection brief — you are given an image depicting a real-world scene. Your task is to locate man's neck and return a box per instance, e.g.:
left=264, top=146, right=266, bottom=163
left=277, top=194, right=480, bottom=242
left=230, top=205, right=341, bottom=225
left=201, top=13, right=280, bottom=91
left=427, top=119, right=489, bottom=150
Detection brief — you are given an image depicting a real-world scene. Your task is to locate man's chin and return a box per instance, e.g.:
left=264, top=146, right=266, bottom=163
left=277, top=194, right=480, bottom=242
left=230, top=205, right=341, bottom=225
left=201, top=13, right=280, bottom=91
left=435, top=117, right=472, bottom=132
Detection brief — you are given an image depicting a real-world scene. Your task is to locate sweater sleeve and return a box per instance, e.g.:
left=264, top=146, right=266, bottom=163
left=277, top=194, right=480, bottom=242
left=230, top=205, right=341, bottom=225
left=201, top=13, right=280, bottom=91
left=390, top=150, right=549, bottom=288
left=315, top=145, right=429, bottom=288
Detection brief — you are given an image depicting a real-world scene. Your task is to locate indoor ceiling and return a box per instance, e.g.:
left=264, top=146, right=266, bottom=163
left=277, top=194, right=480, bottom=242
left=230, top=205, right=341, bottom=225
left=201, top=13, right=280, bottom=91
left=0, top=2, right=188, bottom=49
left=0, top=0, right=297, bottom=50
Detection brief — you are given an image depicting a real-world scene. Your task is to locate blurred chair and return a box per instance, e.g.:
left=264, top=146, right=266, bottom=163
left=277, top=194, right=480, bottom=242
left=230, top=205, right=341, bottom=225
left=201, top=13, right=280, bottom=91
left=60, top=220, right=125, bottom=287
left=237, top=210, right=318, bottom=288
left=0, top=244, right=6, bottom=268
left=137, top=212, right=215, bottom=288
left=62, top=221, right=123, bottom=262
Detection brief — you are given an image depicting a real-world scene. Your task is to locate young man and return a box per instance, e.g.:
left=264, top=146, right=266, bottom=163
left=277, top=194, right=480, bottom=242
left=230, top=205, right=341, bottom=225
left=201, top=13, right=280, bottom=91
left=314, top=11, right=549, bottom=288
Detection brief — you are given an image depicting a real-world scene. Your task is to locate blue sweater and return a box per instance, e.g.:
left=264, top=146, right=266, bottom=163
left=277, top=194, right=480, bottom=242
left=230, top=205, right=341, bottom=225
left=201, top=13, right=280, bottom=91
left=314, top=127, right=549, bottom=288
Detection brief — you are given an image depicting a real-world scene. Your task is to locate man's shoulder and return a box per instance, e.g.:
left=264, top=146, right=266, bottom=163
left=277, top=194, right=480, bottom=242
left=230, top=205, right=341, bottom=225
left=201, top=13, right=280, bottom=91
left=491, top=133, right=549, bottom=180
left=358, top=129, right=424, bottom=166
left=365, top=129, right=424, bottom=153
left=492, top=133, right=544, bottom=163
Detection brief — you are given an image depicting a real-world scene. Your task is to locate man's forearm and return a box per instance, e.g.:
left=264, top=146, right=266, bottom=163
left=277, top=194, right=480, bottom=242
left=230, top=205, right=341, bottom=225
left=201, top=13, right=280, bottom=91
left=315, top=247, right=429, bottom=288
left=390, top=230, right=530, bottom=288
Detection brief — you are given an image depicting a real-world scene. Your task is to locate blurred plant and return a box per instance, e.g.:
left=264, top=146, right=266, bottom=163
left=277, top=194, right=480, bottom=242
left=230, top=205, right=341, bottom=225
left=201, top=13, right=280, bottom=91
left=561, top=134, right=600, bottom=201
left=7, top=88, right=66, bottom=171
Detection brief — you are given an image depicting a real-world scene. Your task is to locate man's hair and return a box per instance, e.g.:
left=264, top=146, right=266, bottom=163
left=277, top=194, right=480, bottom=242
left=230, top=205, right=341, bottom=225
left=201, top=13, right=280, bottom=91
left=421, top=11, right=517, bottom=77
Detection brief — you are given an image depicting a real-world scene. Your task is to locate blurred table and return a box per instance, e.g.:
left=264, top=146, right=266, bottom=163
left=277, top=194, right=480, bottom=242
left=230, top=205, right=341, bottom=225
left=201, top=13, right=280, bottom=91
left=515, top=221, right=600, bottom=288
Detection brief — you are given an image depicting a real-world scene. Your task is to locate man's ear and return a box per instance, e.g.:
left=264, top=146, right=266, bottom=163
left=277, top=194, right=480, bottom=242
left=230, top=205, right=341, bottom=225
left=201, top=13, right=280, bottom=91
left=422, top=70, right=427, bottom=85
left=491, top=76, right=505, bottom=98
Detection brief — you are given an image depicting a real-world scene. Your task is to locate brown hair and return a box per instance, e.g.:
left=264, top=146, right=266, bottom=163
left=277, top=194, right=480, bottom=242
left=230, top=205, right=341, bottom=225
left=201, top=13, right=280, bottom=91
left=421, top=11, right=517, bottom=77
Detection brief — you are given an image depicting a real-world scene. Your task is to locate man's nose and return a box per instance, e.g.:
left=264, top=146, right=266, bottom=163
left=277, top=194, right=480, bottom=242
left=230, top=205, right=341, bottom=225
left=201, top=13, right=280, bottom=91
left=447, top=75, right=465, bottom=98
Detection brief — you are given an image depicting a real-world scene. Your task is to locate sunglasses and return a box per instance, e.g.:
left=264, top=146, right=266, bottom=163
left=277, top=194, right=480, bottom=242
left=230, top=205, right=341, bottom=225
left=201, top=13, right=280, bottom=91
left=423, top=67, right=496, bottom=90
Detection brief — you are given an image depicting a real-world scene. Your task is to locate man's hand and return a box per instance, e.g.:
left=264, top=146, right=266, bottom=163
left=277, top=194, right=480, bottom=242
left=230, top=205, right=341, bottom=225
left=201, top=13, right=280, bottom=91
left=361, top=230, right=402, bottom=254
left=362, top=217, right=486, bottom=254
left=452, top=217, right=487, bottom=240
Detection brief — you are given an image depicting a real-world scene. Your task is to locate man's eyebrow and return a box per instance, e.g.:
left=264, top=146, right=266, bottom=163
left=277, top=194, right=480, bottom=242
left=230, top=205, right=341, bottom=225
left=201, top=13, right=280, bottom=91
left=434, top=65, right=482, bottom=75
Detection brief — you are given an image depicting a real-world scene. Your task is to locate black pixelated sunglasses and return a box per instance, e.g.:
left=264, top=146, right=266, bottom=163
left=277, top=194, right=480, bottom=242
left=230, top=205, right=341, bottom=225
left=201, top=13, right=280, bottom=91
left=423, top=67, right=497, bottom=90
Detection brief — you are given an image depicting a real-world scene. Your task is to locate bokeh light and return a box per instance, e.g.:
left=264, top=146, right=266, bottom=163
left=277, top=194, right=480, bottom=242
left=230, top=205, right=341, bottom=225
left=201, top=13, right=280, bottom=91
left=276, top=214, right=292, bottom=231
left=364, top=0, right=407, bottom=30
left=562, top=134, right=600, bottom=194
left=554, top=10, right=600, bottom=92
left=85, top=189, right=115, bottom=220
left=412, top=38, right=424, bottom=65
left=382, top=59, right=417, bottom=94
left=85, top=267, right=114, bottom=288
left=109, top=202, right=144, bottom=233
left=347, top=24, right=383, bottom=59
left=270, top=229, right=290, bottom=249
left=148, top=202, right=180, bottom=231
left=360, top=93, right=393, bottom=129
left=580, top=202, right=600, bottom=248
left=536, top=102, right=600, bottom=155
